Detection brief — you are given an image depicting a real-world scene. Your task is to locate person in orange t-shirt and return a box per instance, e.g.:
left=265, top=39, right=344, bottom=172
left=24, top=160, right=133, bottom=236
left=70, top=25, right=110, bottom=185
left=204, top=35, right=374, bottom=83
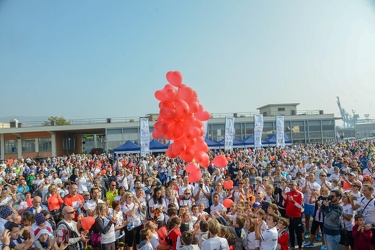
left=63, top=183, right=84, bottom=221
left=47, top=184, right=64, bottom=221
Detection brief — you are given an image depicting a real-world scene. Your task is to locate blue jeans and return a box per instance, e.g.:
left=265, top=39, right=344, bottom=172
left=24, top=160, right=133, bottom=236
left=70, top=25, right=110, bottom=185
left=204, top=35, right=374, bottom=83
left=324, top=234, right=340, bottom=250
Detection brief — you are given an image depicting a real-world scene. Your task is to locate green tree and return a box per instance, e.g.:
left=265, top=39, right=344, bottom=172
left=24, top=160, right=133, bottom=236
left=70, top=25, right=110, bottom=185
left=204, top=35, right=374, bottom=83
left=43, top=116, right=70, bottom=126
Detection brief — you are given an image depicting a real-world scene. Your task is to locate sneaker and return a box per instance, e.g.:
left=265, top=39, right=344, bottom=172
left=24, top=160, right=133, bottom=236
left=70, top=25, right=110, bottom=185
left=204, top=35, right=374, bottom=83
left=320, top=246, right=327, bottom=250
left=316, top=233, right=322, bottom=241
left=304, top=232, right=311, bottom=239
left=303, top=242, right=314, bottom=248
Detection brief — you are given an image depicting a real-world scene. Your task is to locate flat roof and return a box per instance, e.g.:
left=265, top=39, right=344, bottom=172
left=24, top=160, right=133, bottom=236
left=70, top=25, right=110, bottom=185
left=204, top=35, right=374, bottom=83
left=257, top=103, right=300, bottom=110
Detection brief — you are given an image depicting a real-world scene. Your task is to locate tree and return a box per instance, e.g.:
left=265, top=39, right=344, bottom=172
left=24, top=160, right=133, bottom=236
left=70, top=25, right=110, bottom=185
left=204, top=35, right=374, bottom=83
left=43, top=116, right=70, bottom=126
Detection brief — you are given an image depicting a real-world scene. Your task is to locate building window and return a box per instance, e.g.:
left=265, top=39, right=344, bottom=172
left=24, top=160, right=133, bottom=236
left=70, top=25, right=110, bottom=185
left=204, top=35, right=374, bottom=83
left=4, top=140, right=17, bottom=154
left=22, top=139, right=35, bottom=153
left=38, top=138, right=52, bottom=152
left=309, top=120, right=321, bottom=131
left=278, top=108, right=285, bottom=111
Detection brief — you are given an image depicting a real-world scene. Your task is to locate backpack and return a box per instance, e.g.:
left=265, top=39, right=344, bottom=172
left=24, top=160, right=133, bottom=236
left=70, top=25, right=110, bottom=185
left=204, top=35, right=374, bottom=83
left=57, top=220, right=83, bottom=250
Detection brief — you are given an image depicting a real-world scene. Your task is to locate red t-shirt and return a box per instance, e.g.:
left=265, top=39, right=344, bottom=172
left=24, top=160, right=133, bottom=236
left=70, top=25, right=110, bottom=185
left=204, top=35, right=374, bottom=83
left=167, top=228, right=181, bottom=250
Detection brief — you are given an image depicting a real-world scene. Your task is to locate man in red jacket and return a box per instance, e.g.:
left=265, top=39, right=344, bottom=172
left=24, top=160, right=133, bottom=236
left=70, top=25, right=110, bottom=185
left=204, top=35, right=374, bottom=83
left=284, top=181, right=304, bottom=250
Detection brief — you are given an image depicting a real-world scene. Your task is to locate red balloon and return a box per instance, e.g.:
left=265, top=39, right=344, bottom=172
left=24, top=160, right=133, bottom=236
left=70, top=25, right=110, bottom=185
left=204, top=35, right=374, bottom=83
left=159, top=100, right=175, bottom=110
left=171, top=140, right=186, bottom=156
left=160, top=108, right=176, bottom=121
left=157, top=226, right=167, bottom=239
left=154, top=90, right=168, bottom=101
left=172, top=120, right=185, bottom=139
left=160, top=123, right=171, bottom=135
left=188, top=169, right=202, bottom=183
left=212, top=155, right=228, bottom=168
left=188, top=101, right=199, bottom=113
left=223, top=180, right=234, bottom=190
left=164, top=133, right=174, bottom=140
left=195, top=110, right=211, bottom=121
left=166, top=71, right=183, bottom=87
left=174, top=99, right=190, bottom=116
left=195, top=151, right=209, bottom=166
left=154, top=121, right=164, bottom=133
left=175, top=85, right=193, bottom=101
left=186, top=126, right=200, bottom=139
left=200, top=158, right=210, bottom=168
left=180, top=147, right=195, bottom=162
left=81, top=216, right=95, bottom=230
left=166, top=147, right=177, bottom=158
left=101, top=170, right=106, bottom=175
left=223, top=198, right=233, bottom=208
left=192, top=137, right=209, bottom=152
left=152, top=130, right=163, bottom=139
left=185, top=162, right=199, bottom=173
left=184, top=137, right=197, bottom=147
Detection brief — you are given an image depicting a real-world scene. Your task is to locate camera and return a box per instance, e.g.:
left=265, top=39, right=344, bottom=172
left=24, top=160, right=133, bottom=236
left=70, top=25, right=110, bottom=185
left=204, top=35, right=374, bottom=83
left=323, top=195, right=333, bottom=201
left=199, top=184, right=203, bottom=188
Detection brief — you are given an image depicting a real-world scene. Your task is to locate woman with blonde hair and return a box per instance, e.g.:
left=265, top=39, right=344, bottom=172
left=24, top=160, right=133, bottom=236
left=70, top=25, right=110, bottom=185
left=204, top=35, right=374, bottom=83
left=122, top=191, right=143, bottom=250
left=144, top=221, right=159, bottom=249
left=165, top=187, right=179, bottom=210
left=91, top=203, right=116, bottom=250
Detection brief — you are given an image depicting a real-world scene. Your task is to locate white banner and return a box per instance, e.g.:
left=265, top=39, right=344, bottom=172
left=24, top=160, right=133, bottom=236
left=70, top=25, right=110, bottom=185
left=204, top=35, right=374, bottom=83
left=276, top=116, right=285, bottom=148
left=224, top=117, right=235, bottom=151
left=254, top=114, right=263, bottom=149
left=140, top=118, right=150, bottom=156
left=203, top=121, right=208, bottom=138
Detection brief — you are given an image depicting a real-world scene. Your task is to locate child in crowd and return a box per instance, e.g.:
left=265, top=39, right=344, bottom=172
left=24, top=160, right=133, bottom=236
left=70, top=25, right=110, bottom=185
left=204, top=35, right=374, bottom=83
left=267, top=203, right=280, bottom=216
left=197, top=202, right=209, bottom=219
left=304, top=187, right=328, bottom=248
left=255, top=209, right=268, bottom=232
left=138, top=228, right=153, bottom=250
left=352, top=214, right=373, bottom=249
left=255, top=214, right=279, bottom=250
left=210, top=193, right=225, bottom=219
left=195, top=220, right=209, bottom=248
left=277, top=217, right=289, bottom=250
left=228, top=216, right=247, bottom=250
left=180, top=231, right=200, bottom=250
left=144, top=221, right=159, bottom=249
left=246, top=217, right=260, bottom=250
left=166, top=217, right=182, bottom=250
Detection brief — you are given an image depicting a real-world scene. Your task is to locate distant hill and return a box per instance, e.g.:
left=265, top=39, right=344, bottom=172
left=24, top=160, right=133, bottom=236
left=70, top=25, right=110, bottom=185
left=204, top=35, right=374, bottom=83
left=0, top=116, right=50, bottom=123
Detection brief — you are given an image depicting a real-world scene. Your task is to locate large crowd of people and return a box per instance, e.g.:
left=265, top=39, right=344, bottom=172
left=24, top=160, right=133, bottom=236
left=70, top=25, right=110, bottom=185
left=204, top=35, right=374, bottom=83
left=0, top=138, right=374, bottom=250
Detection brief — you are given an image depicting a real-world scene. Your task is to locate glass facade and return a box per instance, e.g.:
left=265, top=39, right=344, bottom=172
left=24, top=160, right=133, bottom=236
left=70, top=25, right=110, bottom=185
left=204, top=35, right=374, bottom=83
left=106, top=128, right=140, bottom=150
left=38, top=138, right=52, bottom=152
left=4, top=140, right=17, bottom=154
left=145, top=118, right=336, bottom=144
left=22, top=139, right=35, bottom=153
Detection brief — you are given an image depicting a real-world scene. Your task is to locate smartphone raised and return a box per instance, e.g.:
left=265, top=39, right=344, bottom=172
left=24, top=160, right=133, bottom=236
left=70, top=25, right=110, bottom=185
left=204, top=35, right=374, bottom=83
left=56, top=229, right=69, bottom=244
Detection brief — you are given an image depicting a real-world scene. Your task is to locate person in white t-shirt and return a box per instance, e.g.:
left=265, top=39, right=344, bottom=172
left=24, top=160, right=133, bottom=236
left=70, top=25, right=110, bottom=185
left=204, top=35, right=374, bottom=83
left=201, top=219, right=229, bottom=250
left=179, top=177, right=194, bottom=199
left=255, top=214, right=279, bottom=250
left=210, top=193, right=225, bottom=219
left=302, top=172, right=321, bottom=238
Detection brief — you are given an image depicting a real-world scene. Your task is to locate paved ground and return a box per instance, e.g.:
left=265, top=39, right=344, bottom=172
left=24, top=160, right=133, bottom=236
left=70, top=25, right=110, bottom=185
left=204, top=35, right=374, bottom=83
left=295, top=239, right=345, bottom=250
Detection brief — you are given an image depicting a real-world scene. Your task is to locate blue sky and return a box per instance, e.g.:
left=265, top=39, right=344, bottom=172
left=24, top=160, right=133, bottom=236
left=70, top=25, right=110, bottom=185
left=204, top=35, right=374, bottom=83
left=1, top=0, right=375, bottom=121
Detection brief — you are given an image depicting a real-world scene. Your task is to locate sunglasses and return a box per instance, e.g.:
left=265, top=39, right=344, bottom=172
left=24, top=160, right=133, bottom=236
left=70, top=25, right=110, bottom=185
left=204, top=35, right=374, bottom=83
left=66, top=211, right=75, bottom=215
left=320, top=175, right=327, bottom=177
left=185, top=193, right=191, bottom=195
left=111, top=185, right=117, bottom=187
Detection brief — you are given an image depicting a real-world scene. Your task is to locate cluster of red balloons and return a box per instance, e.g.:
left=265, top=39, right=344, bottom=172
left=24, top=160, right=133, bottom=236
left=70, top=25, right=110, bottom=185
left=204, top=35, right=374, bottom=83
left=153, top=71, right=211, bottom=168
